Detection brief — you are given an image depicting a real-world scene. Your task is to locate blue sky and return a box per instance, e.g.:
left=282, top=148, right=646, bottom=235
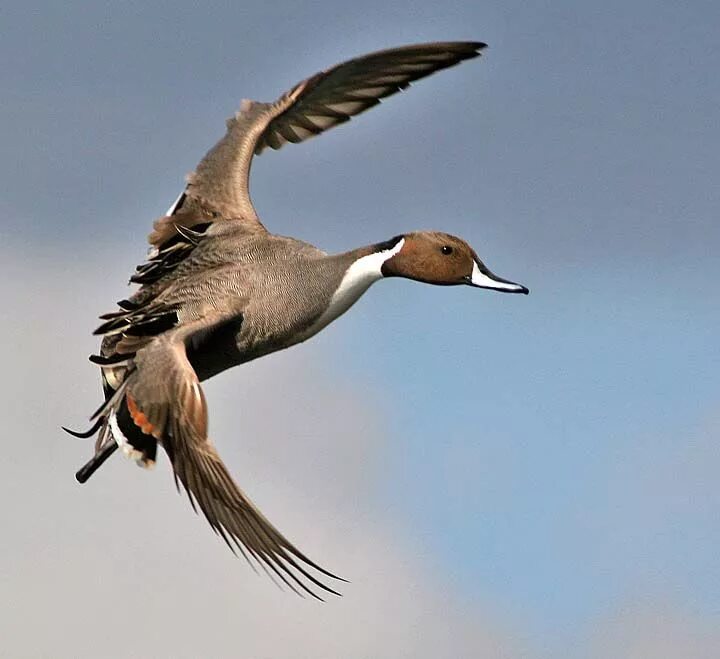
left=2, top=1, right=719, bottom=656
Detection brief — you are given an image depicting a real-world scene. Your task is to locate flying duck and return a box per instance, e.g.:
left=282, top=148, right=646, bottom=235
left=67, top=41, right=528, bottom=600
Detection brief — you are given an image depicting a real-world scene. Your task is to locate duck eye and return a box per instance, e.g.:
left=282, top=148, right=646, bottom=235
left=441, top=245, right=453, bottom=255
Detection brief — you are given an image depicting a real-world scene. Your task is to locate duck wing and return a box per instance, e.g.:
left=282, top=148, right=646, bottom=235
left=152, top=41, right=485, bottom=245
left=254, top=40, right=486, bottom=155
left=122, top=328, right=344, bottom=599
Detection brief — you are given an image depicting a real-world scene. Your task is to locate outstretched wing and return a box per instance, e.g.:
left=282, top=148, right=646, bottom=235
left=255, top=41, right=486, bottom=155
left=177, top=41, right=485, bottom=230
left=125, top=331, right=344, bottom=599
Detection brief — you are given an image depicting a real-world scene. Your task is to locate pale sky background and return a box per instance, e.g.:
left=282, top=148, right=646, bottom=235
left=2, top=1, right=719, bottom=657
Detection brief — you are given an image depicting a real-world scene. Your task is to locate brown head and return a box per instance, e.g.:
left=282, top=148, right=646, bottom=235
left=380, top=232, right=528, bottom=294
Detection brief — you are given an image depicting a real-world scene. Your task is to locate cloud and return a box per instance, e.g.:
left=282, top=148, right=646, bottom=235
left=0, top=247, right=525, bottom=658
left=3, top=245, right=718, bottom=659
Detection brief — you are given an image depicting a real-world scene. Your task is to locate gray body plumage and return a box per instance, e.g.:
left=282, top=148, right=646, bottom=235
left=103, top=227, right=366, bottom=381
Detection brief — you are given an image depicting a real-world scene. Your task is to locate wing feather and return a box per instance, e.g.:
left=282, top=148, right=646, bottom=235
left=182, top=41, right=485, bottom=226
left=127, top=333, right=344, bottom=599
left=255, top=41, right=486, bottom=155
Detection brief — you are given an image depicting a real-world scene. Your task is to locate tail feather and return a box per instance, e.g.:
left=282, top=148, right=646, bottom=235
left=75, top=442, right=118, bottom=483
left=62, top=417, right=104, bottom=439
left=71, top=368, right=158, bottom=482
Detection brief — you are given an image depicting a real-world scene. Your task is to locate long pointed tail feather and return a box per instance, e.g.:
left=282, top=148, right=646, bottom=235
left=75, top=441, right=118, bottom=483
left=61, top=417, right=104, bottom=439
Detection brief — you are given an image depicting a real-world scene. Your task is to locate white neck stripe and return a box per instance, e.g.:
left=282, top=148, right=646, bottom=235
left=328, top=237, right=405, bottom=310
left=165, top=189, right=186, bottom=216
left=298, top=238, right=405, bottom=340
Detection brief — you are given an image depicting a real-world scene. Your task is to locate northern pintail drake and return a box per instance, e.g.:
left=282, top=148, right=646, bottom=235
left=68, top=41, right=528, bottom=599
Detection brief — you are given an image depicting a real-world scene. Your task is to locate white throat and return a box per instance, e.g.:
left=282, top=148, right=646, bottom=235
left=303, top=238, right=405, bottom=339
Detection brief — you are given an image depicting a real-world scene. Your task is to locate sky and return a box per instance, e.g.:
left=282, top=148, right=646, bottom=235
left=2, top=1, right=719, bottom=657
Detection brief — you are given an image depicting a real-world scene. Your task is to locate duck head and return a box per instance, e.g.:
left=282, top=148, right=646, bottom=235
left=380, top=232, right=529, bottom=294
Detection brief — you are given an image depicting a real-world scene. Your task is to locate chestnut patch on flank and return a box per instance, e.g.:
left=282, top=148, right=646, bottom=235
left=126, top=393, right=157, bottom=437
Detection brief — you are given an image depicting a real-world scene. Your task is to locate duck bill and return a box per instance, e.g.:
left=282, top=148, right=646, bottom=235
left=467, top=261, right=529, bottom=294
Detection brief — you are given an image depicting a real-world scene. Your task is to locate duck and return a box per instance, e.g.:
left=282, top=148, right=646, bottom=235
left=67, top=41, right=528, bottom=600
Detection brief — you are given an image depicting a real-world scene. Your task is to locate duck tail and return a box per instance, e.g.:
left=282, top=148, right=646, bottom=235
left=65, top=370, right=158, bottom=483
left=75, top=441, right=118, bottom=483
